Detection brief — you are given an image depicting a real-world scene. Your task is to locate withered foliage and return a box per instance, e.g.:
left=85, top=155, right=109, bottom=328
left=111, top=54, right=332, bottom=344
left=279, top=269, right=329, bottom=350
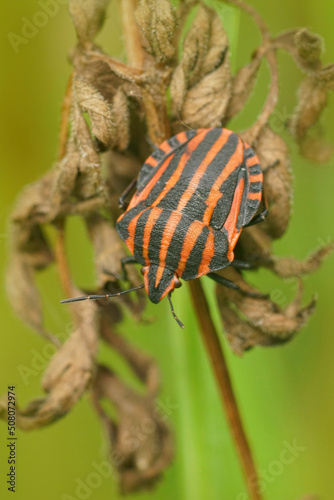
left=2, top=0, right=334, bottom=492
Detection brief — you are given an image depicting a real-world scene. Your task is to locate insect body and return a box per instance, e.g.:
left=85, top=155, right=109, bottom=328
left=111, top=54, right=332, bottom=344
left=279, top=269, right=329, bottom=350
left=116, top=128, right=264, bottom=305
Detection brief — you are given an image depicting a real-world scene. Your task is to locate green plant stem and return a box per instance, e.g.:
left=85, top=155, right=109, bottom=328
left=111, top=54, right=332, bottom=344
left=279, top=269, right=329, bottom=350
left=189, top=279, right=262, bottom=500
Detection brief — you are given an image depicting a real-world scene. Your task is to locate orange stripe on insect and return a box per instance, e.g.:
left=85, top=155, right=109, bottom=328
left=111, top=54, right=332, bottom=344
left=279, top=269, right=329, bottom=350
left=223, top=177, right=245, bottom=261
left=154, top=266, right=164, bottom=289
left=202, top=190, right=223, bottom=226
left=142, top=207, right=164, bottom=263
left=131, top=153, right=174, bottom=207
left=245, top=155, right=260, bottom=167
left=177, top=220, right=205, bottom=277
left=174, top=130, right=189, bottom=144
left=155, top=211, right=183, bottom=289
left=152, top=129, right=211, bottom=208
left=201, top=139, right=244, bottom=226
left=197, top=229, right=215, bottom=276
left=125, top=208, right=147, bottom=254
left=248, top=192, right=262, bottom=201
left=176, top=129, right=232, bottom=212
left=249, top=173, right=263, bottom=183
left=159, top=140, right=173, bottom=154
left=144, top=156, right=158, bottom=167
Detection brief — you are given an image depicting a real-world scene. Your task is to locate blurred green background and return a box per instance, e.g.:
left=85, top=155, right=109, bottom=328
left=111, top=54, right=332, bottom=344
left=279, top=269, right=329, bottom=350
left=1, top=1, right=334, bottom=499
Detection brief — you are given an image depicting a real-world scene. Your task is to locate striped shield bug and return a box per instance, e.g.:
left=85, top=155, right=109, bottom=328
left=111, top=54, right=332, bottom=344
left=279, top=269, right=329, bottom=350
left=61, top=128, right=267, bottom=327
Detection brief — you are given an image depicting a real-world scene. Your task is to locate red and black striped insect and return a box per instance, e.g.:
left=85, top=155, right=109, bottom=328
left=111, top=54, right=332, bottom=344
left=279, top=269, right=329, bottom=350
left=61, top=128, right=267, bottom=327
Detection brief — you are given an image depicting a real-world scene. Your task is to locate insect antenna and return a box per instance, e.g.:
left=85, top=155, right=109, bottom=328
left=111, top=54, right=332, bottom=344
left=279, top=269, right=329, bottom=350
left=60, top=284, right=145, bottom=304
left=167, top=292, right=184, bottom=329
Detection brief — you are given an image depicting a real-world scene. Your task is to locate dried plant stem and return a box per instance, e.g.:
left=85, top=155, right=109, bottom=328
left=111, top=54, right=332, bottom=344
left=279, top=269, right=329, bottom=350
left=189, top=279, right=262, bottom=500
left=55, top=220, right=72, bottom=299
left=120, top=0, right=170, bottom=144
left=58, top=72, right=73, bottom=161
left=120, top=0, right=145, bottom=69
left=246, top=48, right=279, bottom=145
left=224, top=0, right=279, bottom=144
left=224, top=0, right=270, bottom=39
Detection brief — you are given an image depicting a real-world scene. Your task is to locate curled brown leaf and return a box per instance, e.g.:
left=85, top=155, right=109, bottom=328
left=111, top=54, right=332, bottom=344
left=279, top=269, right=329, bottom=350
left=224, top=55, right=262, bottom=121
left=270, top=242, right=334, bottom=278
left=1, top=298, right=98, bottom=430
left=170, top=5, right=231, bottom=127
left=73, top=77, right=114, bottom=147
left=215, top=268, right=316, bottom=354
left=256, top=126, right=292, bottom=239
left=6, top=254, right=56, bottom=344
left=273, top=28, right=323, bottom=73
left=289, top=76, right=328, bottom=140
left=135, top=0, right=177, bottom=63
left=92, top=365, right=173, bottom=493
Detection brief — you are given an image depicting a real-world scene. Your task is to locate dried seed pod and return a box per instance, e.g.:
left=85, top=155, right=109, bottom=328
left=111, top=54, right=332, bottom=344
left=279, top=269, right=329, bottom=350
left=256, top=126, right=292, bottom=239
left=6, top=180, right=58, bottom=344
left=299, top=134, right=333, bottom=163
left=289, top=76, right=333, bottom=162
left=42, top=298, right=98, bottom=393
left=86, top=214, right=128, bottom=284
left=181, top=64, right=231, bottom=127
left=225, top=56, right=262, bottom=121
left=317, top=63, right=334, bottom=90
left=135, top=0, right=177, bottom=62
left=272, top=28, right=334, bottom=163
left=73, top=77, right=114, bottom=147
left=72, top=103, right=104, bottom=200
left=2, top=298, right=98, bottom=430
left=169, top=64, right=186, bottom=118
left=273, top=28, right=323, bottom=73
left=6, top=254, right=54, bottom=344
left=170, top=5, right=231, bottom=127
left=270, top=241, right=334, bottom=278
left=10, top=171, right=56, bottom=226
left=215, top=268, right=316, bottom=354
left=216, top=300, right=284, bottom=354
left=85, top=214, right=146, bottom=317
left=112, top=87, right=130, bottom=151
left=69, top=0, right=110, bottom=44
left=52, top=146, right=81, bottom=213
left=92, top=364, right=173, bottom=493
left=181, top=5, right=224, bottom=86
left=93, top=317, right=172, bottom=492
left=289, top=76, right=327, bottom=140
left=295, top=29, right=323, bottom=69
left=74, top=76, right=130, bottom=151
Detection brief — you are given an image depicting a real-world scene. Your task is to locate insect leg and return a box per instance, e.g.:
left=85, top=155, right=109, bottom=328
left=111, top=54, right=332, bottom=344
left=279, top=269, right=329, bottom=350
left=121, top=256, right=139, bottom=282
left=60, top=284, right=145, bottom=304
left=167, top=293, right=184, bottom=329
left=119, top=177, right=137, bottom=209
left=243, top=208, right=268, bottom=228
left=206, top=272, right=269, bottom=299
left=101, top=256, right=139, bottom=282
left=230, top=259, right=254, bottom=270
